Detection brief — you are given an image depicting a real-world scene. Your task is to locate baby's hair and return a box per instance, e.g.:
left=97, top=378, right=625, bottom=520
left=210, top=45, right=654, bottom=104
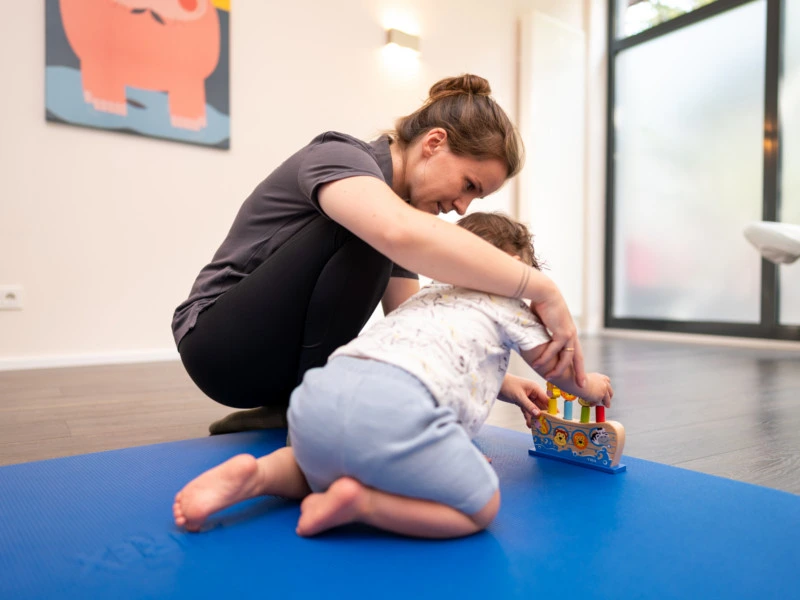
left=457, top=212, right=540, bottom=270
left=392, top=74, right=524, bottom=178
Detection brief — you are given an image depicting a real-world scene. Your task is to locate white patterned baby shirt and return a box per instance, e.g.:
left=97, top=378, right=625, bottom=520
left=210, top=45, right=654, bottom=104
left=330, top=283, right=551, bottom=438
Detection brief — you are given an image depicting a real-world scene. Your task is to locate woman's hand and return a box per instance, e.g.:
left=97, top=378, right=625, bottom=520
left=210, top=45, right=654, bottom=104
left=498, top=374, right=550, bottom=429
left=528, top=281, right=586, bottom=386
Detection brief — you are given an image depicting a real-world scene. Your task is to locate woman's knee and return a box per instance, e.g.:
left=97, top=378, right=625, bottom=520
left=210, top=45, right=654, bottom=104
left=470, top=489, right=501, bottom=530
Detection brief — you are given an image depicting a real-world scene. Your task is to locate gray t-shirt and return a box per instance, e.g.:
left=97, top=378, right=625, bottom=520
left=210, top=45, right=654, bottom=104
left=172, top=131, right=417, bottom=345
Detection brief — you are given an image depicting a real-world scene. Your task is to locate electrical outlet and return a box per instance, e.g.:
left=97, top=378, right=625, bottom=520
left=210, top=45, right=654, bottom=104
left=0, top=285, right=24, bottom=310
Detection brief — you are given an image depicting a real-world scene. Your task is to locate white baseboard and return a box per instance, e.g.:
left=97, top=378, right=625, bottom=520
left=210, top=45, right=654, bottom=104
left=2, top=329, right=796, bottom=373
left=599, top=328, right=800, bottom=352
left=0, top=348, right=180, bottom=372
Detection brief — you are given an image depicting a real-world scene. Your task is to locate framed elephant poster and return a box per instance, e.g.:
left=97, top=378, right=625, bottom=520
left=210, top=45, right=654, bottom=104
left=45, top=0, right=230, bottom=149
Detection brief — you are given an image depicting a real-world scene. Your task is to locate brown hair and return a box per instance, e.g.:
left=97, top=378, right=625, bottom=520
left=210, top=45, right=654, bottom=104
left=393, top=74, right=524, bottom=178
left=457, top=212, right=540, bottom=269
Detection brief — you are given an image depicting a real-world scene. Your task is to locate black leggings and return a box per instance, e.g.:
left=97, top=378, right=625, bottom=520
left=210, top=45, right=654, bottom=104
left=178, top=215, right=393, bottom=409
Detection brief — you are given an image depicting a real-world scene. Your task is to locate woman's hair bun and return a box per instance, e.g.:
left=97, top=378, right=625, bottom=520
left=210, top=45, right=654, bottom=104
left=429, top=74, right=492, bottom=101
left=392, top=72, right=523, bottom=178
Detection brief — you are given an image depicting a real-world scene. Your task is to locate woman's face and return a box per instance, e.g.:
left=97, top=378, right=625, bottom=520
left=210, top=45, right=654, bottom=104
left=405, top=134, right=508, bottom=217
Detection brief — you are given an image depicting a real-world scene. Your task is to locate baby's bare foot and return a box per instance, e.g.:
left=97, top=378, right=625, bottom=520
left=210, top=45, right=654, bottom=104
left=296, top=477, right=366, bottom=537
left=173, top=454, right=260, bottom=532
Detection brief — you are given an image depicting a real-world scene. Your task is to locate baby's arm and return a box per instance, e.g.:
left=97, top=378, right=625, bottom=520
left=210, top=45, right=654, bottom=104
left=520, top=343, right=613, bottom=408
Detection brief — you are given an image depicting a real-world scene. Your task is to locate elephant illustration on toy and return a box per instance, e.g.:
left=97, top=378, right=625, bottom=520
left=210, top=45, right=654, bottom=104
left=58, top=0, right=221, bottom=131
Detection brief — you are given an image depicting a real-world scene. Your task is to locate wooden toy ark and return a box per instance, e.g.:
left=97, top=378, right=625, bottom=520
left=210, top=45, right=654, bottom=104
left=528, top=382, right=626, bottom=473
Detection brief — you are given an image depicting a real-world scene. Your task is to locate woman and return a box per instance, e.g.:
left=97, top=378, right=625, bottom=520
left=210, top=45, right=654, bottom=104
left=173, top=74, right=586, bottom=434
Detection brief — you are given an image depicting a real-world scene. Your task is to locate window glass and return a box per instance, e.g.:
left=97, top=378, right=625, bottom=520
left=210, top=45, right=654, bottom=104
left=613, top=1, right=766, bottom=322
left=617, top=0, right=718, bottom=38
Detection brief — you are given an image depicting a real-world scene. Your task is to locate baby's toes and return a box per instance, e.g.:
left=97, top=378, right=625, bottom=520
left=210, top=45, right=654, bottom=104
left=173, top=502, right=187, bottom=526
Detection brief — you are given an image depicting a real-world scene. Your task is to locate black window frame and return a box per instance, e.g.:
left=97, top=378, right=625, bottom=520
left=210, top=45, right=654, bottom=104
left=604, top=0, right=800, bottom=340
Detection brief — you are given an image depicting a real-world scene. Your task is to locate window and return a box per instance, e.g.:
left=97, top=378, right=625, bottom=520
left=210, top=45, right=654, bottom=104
left=616, top=0, right=719, bottom=37
left=607, top=0, right=797, bottom=339
left=612, top=1, right=765, bottom=322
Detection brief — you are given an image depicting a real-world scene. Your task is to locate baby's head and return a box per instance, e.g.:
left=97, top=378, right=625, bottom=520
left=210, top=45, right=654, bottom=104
left=456, top=212, right=540, bottom=269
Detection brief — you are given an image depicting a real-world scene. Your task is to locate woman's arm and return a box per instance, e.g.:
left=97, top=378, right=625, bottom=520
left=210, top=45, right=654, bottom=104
left=319, top=177, right=549, bottom=300
left=318, top=176, right=585, bottom=383
left=381, top=277, right=420, bottom=315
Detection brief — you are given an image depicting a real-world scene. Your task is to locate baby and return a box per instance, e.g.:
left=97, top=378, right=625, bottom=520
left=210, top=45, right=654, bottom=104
left=174, top=211, right=613, bottom=538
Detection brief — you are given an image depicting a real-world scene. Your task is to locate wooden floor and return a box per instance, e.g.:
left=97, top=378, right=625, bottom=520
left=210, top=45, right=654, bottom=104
left=2, top=334, right=799, bottom=494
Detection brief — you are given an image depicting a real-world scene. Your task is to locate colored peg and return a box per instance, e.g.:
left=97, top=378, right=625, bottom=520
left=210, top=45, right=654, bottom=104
left=578, top=398, right=591, bottom=423
left=561, top=390, right=577, bottom=420
left=596, top=405, right=606, bottom=423
left=546, top=381, right=560, bottom=415
left=563, top=398, right=574, bottom=420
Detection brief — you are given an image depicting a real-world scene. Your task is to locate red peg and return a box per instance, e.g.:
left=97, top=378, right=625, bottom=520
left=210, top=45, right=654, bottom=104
left=595, top=406, right=606, bottom=423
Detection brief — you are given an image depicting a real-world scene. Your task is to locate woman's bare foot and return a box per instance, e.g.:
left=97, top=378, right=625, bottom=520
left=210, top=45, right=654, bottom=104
left=296, top=477, right=367, bottom=537
left=173, top=454, right=262, bottom=532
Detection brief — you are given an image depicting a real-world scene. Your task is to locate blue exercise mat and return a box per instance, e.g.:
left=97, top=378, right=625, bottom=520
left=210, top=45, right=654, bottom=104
left=1, top=425, right=798, bottom=599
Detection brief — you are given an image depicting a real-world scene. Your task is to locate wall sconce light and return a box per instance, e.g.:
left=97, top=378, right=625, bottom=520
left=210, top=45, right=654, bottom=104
left=386, top=28, right=420, bottom=53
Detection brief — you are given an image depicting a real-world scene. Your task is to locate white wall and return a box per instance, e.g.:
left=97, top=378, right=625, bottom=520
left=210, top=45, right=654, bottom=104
left=0, top=0, right=607, bottom=369
left=519, top=10, right=587, bottom=319
left=584, top=0, right=609, bottom=333
left=508, top=0, right=607, bottom=380
left=516, top=0, right=607, bottom=331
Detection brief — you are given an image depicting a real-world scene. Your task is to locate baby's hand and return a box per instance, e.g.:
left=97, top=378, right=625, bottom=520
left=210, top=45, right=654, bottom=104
left=582, top=373, right=613, bottom=408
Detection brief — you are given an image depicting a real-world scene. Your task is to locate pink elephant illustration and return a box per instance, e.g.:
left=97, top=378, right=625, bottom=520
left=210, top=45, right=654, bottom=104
left=59, top=0, right=221, bottom=131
